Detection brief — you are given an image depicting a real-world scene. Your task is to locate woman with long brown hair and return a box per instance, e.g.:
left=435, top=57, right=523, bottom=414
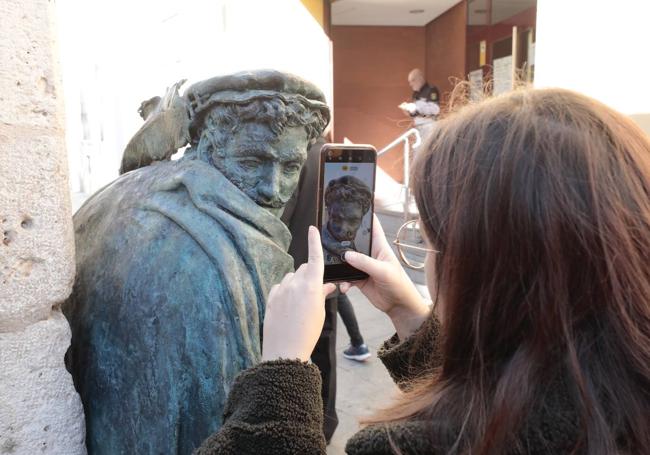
left=197, top=88, right=650, bottom=454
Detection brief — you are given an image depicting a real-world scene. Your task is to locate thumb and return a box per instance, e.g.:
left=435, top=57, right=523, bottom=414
left=371, top=214, right=392, bottom=253
left=344, top=250, right=386, bottom=278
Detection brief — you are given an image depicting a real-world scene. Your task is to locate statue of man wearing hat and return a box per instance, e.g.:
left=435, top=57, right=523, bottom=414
left=62, top=70, right=329, bottom=454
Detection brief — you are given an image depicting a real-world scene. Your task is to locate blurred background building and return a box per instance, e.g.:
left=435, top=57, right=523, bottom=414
left=330, top=0, right=537, bottom=181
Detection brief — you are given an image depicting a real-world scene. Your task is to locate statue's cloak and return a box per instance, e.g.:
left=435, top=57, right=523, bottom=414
left=63, top=158, right=293, bottom=454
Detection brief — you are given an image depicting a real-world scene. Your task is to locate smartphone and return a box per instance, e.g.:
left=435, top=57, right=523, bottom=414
left=318, top=144, right=377, bottom=283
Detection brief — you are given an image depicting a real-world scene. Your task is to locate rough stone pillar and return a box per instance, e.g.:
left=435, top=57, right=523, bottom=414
left=0, top=0, right=86, bottom=453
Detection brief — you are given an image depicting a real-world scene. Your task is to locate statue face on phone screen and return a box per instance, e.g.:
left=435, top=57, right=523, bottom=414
left=318, top=145, right=376, bottom=282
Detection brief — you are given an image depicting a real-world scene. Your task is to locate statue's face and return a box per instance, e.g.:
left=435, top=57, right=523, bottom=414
left=215, top=123, right=308, bottom=216
left=326, top=200, right=365, bottom=242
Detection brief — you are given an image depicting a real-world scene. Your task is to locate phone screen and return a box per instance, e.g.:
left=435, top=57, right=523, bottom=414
left=319, top=145, right=376, bottom=282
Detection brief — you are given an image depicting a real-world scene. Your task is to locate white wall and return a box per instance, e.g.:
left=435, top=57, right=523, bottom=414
left=56, top=0, right=333, bottom=209
left=535, top=0, right=650, bottom=129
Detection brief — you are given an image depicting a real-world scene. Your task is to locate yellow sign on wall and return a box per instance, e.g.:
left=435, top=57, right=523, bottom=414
left=479, top=40, right=487, bottom=66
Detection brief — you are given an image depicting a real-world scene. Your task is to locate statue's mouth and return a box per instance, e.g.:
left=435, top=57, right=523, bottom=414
left=254, top=198, right=285, bottom=210
left=329, top=227, right=356, bottom=242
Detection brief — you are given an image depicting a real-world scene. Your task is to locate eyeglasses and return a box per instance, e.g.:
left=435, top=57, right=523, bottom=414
left=392, top=219, right=438, bottom=270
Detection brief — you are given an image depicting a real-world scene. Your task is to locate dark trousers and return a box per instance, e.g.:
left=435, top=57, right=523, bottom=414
left=310, top=294, right=367, bottom=443
left=337, top=293, right=364, bottom=347
left=310, top=297, right=339, bottom=442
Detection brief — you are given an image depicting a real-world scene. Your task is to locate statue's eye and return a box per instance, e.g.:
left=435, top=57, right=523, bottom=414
left=284, top=162, right=301, bottom=174
left=238, top=158, right=260, bottom=170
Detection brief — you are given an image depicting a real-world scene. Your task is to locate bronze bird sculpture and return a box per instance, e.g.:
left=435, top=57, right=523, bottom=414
left=119, top=79, right=190, bottom=174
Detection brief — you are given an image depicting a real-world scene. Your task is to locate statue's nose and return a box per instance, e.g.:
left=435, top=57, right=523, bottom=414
left=257, top=166, right=281, bottom=201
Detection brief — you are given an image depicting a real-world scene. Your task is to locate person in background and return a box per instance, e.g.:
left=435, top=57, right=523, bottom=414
left=338, top=296, right=370, bottom=362
left=399, top=68, right=440, bottom=141
left=198, top=88, right=650, bottom=454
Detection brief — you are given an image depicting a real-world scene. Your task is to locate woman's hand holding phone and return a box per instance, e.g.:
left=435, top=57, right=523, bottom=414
left=261, top=218, right=430, bottom=362
left=340, top=215, right=430, bottom=340
left=262, top=226, right=337, bottom=362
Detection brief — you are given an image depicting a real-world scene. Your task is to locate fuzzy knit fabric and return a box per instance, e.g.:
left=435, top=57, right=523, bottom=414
left=195, top=359, right=326, bottom=454
left=375, top=314, right=442, bottom=390
left=194, top=315, right=586, bottom=454
left=344, top=376, right=582, bottom=455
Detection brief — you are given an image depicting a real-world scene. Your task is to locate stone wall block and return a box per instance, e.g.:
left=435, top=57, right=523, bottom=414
left=0, top=126, right=75, bottom=332
left=0, top=312, right=86, bottom=454
left=0, top=0, right=62, bottom=128
left=0, top=0, right=75, bottom=334
left=0, top=0, right=87, bottom=453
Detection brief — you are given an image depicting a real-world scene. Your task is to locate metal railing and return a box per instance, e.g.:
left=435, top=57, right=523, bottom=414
left=377, top=128, right=421, bottom=221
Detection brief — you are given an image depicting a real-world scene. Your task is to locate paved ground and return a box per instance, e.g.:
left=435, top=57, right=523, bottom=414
left=326, top=285, right=429, bottom=454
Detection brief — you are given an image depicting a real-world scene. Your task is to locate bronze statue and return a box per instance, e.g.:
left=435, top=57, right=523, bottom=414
left=63, top=70, right=329, bottom=454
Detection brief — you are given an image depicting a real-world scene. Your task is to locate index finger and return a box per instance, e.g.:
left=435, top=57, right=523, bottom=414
left=307, top=225, right=325, bottom=277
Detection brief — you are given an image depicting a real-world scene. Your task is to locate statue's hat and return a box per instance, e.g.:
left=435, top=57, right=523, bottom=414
left=184, top=69, right=330, bottom=140
left=120, top=70, right=330, bottom=174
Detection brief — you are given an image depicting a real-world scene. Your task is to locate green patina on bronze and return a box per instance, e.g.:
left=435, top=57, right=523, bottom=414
left=62, top=70, right=329, bottom=454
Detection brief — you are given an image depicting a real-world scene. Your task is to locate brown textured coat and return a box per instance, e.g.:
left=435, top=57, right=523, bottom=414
left=196, top=316, right=581, bottom=454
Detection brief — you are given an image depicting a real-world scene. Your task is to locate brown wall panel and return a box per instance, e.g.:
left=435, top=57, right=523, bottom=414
left=331, top=26, right=426, bottom=180
left=466, top=6, right=537, bottom=71
left=425, top=0, right=468, bottom=106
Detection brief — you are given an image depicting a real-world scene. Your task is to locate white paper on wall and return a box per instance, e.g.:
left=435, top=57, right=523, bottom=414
left=492, top=55, right=513, bottom=96
left=469, top=69, right=483, bottom=102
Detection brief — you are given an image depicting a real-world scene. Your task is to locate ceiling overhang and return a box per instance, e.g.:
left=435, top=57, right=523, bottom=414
left=332, top=0, right=463, bottom=27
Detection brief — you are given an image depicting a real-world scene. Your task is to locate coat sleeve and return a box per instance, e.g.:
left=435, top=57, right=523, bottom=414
left=194, top=359, right=327, bottom=455
left=377, top=315, right=443, bottom=390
